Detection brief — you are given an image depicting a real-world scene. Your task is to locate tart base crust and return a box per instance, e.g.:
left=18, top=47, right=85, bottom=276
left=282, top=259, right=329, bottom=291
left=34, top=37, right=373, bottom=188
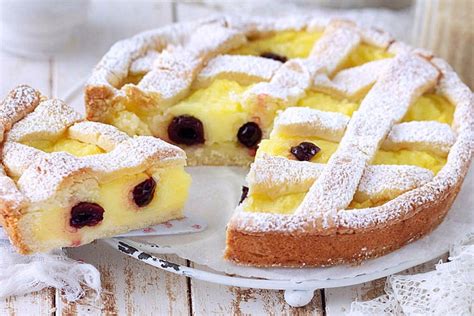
left=225, top=179, right=462, bottom=267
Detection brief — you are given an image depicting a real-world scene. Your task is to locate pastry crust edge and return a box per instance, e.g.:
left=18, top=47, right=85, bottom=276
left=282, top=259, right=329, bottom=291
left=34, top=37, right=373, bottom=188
left=224, top=159, right=468, bottom=267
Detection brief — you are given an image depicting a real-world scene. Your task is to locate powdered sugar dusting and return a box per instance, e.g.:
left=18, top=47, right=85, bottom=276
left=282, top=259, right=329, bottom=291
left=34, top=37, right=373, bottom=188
left=7, top=99, right=82, bottom=143
left=68, top=121, right=129, bottom=151
left=431, top=58, right=474, bottom=136
left=137, top=24, right=246, bottom=105
left=2, top=142, right=47, bottom=178
left=243, top=58, right=314, bottom=108
left=82, top=136, right=185, bottom=181
left=309, top=20, right=361, bottom=74
left=272, top=107, right=349, bottom=142
left=137, top=49, right=200, bottom=104
left=248, top=154, right=324, bottom=198
left=313, top=58, right=392, bottom=98
left=0, top=172, right=25, bottom=211
left=247, top=155, right=433, bottom=202
left=295, top=53, right=439, bottom=225
left=382, top=121, right=456, bottom=156
left=194, top=55, right=282, bottom=88
left=357, top=165, right=433, bottom=201
left=242, top=20, right=361, bottom=110
left=129, top=50, right=160, bottom=74
left=17, top=152, right=90, bottom=203
left=0, top=85, right=41, bottom=142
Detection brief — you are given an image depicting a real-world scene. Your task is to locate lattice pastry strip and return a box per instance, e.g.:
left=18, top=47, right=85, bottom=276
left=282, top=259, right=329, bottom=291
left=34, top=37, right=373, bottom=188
left=67, top=121, right=129, bottom=152
left=271, top=107, right=350, bottom=142
left=382, top=121, right=456, bottom=156
left=306, top=17, right=393, bottom=48
left=248, top=155, right=434, bottom=202
left=193, top=55, right=282, bottom=89
left=272, top=107, right=456, bottom=155
left=136, top=24, right=246, bottom=106
left=2, top=142, right=47, bottom=178
left=309, top=20, right=362, bottom=75
left=0, top=86, right=41, bottom=143
left=312, top=58, right=392, bottom=99
left=6, top=98, right=81, bottom=143
left=242, top=20, right=361, bottom=114
left=296, top=53, right=440, bottom=224
left=129, top=50, right=160, bottom=74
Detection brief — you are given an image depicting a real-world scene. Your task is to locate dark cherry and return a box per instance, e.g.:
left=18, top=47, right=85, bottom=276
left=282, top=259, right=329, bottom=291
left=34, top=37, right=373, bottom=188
left=260, top=52, right=288, bottom=63
left=70, top=202, right=105, bottom=229
left=133, top=177, right=157, bottom=207
left=237, top=122, right=262, bottom=148
left=290, top=142, right=321, bottom=161
left=239, top=186, right=249, bottom=204
left=168, top=115, right=205, bottom=145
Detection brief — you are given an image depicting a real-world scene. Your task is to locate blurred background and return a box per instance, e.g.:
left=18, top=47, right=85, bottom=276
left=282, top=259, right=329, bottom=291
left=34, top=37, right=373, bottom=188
left=0, top=0, right=472, bottom=108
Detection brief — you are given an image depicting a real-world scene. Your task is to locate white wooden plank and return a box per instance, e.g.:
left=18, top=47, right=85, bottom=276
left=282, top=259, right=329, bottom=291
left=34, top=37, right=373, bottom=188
left=190, top=263, right=324, bottom=315
left=324, top=254, right=449, bottom=316
left=0, top=51, right=51, bottom=99
left=0, top=288, right=55, bottom=316
left=58, top=240, right=190, bottom=316
left=53, top=0, right=174, bottom=113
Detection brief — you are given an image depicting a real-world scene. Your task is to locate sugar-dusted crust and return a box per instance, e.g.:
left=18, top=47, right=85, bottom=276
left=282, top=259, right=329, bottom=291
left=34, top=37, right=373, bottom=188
left=0, top=85, right=187, bottom=254
left=226, top=177, right=462, bottom=266
left=225, top=55, right=473, bottom=267
left=85, top=16, right=473, bottom=267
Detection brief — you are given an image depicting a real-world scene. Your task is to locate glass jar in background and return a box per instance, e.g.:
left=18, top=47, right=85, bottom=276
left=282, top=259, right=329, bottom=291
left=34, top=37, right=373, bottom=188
left=293, top=0, right=413, bottom=9
left=413, top=0, right=473, bottom=88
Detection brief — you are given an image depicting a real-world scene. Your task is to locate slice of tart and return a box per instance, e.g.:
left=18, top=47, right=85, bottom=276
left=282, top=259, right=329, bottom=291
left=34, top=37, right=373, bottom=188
left=0, top=85, right=191, bottom=254
left=85, top=16, right=472, bottom=267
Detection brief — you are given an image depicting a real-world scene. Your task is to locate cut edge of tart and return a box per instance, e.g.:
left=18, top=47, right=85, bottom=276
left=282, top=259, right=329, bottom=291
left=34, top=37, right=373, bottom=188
left=0, top=85, right=191, bottom=254
left=84, top=16, right=473, bottom=267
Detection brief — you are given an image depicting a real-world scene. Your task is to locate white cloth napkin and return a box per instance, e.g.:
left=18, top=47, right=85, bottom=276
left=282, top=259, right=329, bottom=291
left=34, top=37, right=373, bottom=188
left=349, top=233, right=474, bottom=315
left=0, top=240, right=101, bottom=301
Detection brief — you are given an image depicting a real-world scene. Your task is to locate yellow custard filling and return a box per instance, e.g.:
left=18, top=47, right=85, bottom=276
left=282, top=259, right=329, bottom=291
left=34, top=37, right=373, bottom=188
left=27, top=167, right=191, bottom=244
left=23, top=138, right=104, bottom=157
left=108, top=110, right=153, bottom=136
left=373, top=149, right=446, bottom=175
left=403, top=94, right=454, bottom=124
left=340, top=43, right=393, bottom=69
left=258, top=136, right=339, bottom=164
left=245, top=92, right=454, bottom=215
left=298, top=91, right=359, bottom=116
left=230, top=31, right=323, bottom=59
left=246, top=192, right=306, bottom=215
left=167, top=80, right=250, bottom=144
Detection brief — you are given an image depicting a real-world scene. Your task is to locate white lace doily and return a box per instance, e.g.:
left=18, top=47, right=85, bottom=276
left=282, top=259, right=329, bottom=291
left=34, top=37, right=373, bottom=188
left=349, top=233, right=474, bottom=315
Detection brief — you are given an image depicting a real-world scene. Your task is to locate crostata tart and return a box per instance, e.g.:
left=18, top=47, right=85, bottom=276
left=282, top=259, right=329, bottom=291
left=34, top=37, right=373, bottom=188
left=0, top=86, right=190, bottom=254
left=86, top=16, right=472, bottom=267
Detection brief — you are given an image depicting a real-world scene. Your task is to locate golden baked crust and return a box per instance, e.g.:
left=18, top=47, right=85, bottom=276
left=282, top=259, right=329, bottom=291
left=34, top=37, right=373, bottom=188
left=225, top=56, right=472, bottom=266
left=0, top=86, right=188, bottom=254
left=225, top=157, right=467, bottom=267
left=85, top=16, right=473, bottom=267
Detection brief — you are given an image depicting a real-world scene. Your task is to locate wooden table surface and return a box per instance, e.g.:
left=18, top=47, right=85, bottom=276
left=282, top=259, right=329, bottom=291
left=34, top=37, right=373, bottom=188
left=0, top=2, right=446, bottom=315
